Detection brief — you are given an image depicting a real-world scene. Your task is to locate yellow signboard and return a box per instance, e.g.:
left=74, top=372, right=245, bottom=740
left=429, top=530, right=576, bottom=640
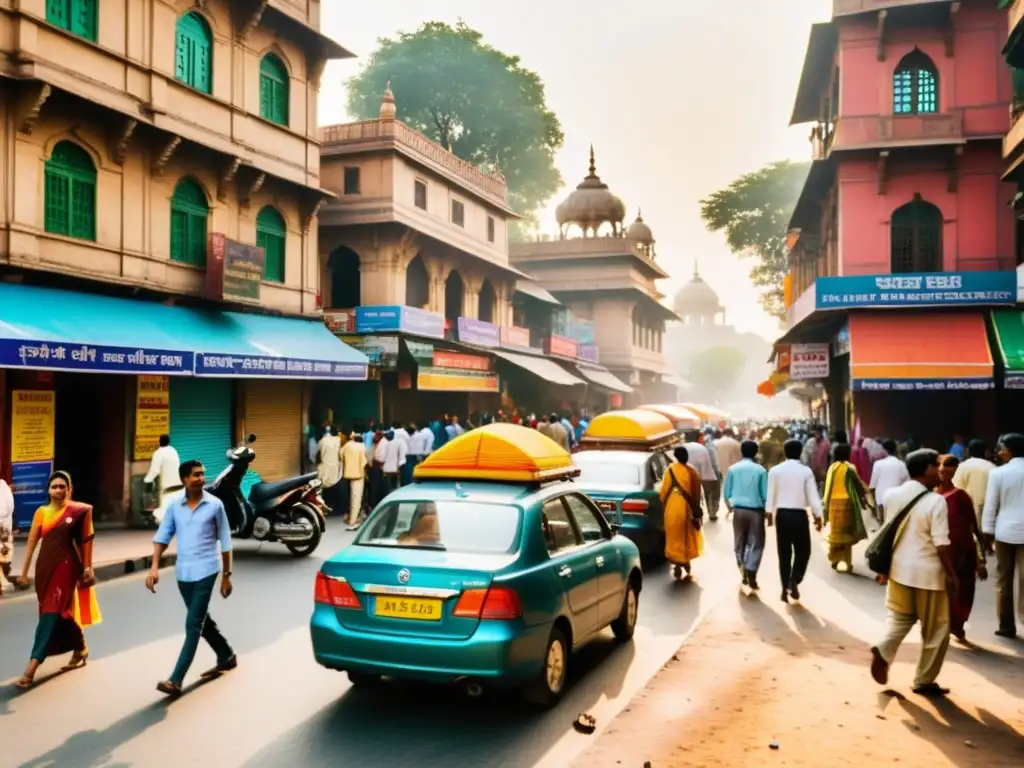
left=134, top=375, right=170, bottom=460
left=11, top=390, right=55, bottom=464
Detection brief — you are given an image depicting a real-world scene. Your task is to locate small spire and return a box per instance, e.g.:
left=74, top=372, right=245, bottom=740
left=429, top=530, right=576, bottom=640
left=693, top=260, right=700, bottom=278
left=636, top=207, right=643, bottom=222
left=380, top=80, right=396, bottom=121
left=588, top=144, right=596, bottom=176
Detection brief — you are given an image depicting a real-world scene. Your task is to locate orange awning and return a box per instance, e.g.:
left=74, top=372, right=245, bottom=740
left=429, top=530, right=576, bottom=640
left=849, top=313, right=993, bottom=391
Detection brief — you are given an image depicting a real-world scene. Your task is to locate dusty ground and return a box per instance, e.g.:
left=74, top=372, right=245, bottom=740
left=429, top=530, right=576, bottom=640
left=573, top=584, right=1024, bottom=768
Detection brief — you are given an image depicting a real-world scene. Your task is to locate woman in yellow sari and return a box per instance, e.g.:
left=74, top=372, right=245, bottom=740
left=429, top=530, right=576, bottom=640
left=14, top=471, right=102, bottom=689
left=659, top=446, right=705, bottom=579
left=822, top=443, right=870, bottom=573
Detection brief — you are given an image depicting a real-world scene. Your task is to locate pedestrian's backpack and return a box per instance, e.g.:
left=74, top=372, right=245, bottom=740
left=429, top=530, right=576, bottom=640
left=864, top=490, right=928, bottom=576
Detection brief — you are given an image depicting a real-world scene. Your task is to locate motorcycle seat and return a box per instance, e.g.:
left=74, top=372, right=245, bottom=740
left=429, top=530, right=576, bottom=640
left=248, top=473, right=318, bottom=504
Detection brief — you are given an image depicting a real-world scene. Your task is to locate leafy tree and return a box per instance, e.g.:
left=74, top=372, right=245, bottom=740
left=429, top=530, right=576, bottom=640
left=346, top=20, right=564, bottom=231
left=686, top=346, right=748, bottom=403
left=699, top=160, right=810, bottom=321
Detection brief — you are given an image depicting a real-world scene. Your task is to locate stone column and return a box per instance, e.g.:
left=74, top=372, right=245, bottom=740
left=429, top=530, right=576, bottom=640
left=462, top=274, right=483, bottom=320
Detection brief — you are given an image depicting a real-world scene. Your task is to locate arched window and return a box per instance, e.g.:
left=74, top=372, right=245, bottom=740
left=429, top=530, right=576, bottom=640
left=46, top=0, right=98, bottom=41
left=175, top=12, right=212, bottom=94
left=170, top=178, right=209, bottom=267
left=328, top=247, right=361, bottom=309
left=256, top=206, right=286, bottom=282
left=893, top=49, right=938, bottom=115
left=890, top=196, right=942, bottom=274
left=259, top=53, right=289, bottom=126
left=45, top=141, right=96, bottom=241
left=405, top=255, right=430, bottom=308
left=478, top=279, right=495, bottom=323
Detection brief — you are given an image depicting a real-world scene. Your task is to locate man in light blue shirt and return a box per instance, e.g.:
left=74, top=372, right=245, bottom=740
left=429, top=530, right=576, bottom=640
left=723, top=440, right=770, bottom=590
left=147, top=459, right=235, bottom=696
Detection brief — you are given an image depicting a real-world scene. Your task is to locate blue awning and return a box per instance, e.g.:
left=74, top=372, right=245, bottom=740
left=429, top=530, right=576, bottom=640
left=0, top=283, right=368, bottom=380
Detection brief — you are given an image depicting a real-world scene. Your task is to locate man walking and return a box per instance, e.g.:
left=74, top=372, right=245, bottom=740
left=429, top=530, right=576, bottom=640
left=341, top=433, right=368, bottom=531
left=871, top=449, right=957, bottom=697
left=715, top=428, right=742, bottom=476
left=147, top=460, right=235, bottom=696
left=953, top=439, right=995, bottom=529
left=683, top=430, right=719, bottom=521
left=144, top=434, right=181, bottom=525
left=869, top=439, right=909, bottom=523
left=767, top=438, right=823, bottom=603
left=723, top=440, right=769, bottom=590
left=981, top=433, right=1024, bottom=638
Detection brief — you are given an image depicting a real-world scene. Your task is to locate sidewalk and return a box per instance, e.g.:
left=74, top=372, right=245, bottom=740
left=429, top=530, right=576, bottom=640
left=573, top=584, right=1024, bottom=767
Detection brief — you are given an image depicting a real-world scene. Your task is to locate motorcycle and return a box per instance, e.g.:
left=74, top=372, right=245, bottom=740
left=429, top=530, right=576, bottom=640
left=207, top=434, right=327, bottom=557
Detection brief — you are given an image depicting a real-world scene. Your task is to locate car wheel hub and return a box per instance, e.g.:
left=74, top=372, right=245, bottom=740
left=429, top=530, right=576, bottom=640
left=627, top=588, right=637, bottom=629
left=546, top=640, right=565, bottom=693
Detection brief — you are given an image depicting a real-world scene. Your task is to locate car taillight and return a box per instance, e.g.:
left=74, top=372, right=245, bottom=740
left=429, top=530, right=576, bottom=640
left=314, top=572, right=361, bottom=609
left=453, top=587, right=522, bottom=620
left=621, top=499, right=649, bottom=514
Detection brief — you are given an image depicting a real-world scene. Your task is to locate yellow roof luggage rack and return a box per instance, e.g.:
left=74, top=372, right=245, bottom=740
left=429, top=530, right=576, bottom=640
left=413, top=423, right=580, bottom=484
left=579, top=409, right=679, bottom=451
left=638, top=404, right=702, bottom=432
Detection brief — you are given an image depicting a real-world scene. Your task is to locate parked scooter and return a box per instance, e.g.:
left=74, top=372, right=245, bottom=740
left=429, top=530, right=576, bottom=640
left=207, top=434, right=327, bottom=557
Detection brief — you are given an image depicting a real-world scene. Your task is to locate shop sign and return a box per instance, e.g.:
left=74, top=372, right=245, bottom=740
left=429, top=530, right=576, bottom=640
left=207, top=234, right=264, bottom=303
left=500, top=326, right=531, bottom=349
left=10, top=390, right=55, bottom=530
left=774, top=345, right=791, bottom=374
left=853, top=378, right=993, bottom=392
left=194, top=353, right=367, bottom=380
left=834, top=323, right=850, bottom=356
left=790, top=343, right=829, bottom=380
left=134, top=376, right=170, bottom=460
left=340, top=335, right=399, bottom=369
left=432, top=351, right=491, bottom=372
left=816, top=271, right=1016, bottom=310
left=456, top=317, right=500, bottom=347
left=323, top=310, right=355, bottom=334
left=405, top=340, right=434, bottom=366
left=578, top=344, right=600, bottom=363
left=544, top=335, right=579, bottom=358
left=0, top=339, right=193, bottom=375
left=355, top=305, right=445, bottom=339
left=417, top=368, right=499, bottom=392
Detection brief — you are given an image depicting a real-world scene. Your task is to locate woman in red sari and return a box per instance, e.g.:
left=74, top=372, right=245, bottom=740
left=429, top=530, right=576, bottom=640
left=937, top=455, right=988, bottom=643
left=14, top=471, right=101, bottom=688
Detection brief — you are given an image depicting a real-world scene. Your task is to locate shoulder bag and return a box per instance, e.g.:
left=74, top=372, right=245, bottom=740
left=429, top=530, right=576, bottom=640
left=864, top=490, right=928, bottom=576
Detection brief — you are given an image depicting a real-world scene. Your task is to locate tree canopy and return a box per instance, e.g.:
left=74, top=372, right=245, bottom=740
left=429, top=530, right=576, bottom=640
left=699, top=161, right=810, bottom=321
left=346, top=20, right=564, bottom=231
left=686, top=345, right=748, bottom=403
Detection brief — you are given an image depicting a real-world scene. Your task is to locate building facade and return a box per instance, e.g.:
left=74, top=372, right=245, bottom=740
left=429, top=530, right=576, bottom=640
left=777, top=0, right=1018, bottom=445
left=0, top=0, right=365, bottom=527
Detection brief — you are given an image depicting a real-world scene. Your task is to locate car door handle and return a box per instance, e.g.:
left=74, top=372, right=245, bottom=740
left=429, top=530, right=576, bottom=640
left=558, top=566, right=572, bottom=578
left=595, top=556, right=605, bottom=567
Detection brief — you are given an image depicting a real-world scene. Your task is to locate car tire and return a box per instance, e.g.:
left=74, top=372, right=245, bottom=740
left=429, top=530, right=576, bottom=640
left=346, top=671, right=382, bottom=687
left=611, top=581, right=639, bottom=642
left=523, top=626, right=570, bottom=709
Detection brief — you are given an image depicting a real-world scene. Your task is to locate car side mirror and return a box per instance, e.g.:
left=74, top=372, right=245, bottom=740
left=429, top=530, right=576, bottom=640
left=609, top=523, right=620, bottom=535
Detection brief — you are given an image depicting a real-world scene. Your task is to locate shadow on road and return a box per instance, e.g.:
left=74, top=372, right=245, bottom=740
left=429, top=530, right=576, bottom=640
left=897, top=696, right=1024, bottom=766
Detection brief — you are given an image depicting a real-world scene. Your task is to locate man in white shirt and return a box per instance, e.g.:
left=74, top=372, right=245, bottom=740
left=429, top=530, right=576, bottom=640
left=981, top=433, right=1024, bottom=638
left=871, top=449, right=958, bottom=697
left=766, top=439, right=823, bottom=603
left=953, top=439, right=995, bottom=529
left=683, top=431, right=719, bottom=521
left=870, top=439, right=910, bottom=523
left=382, top=430, right=406, bottom=495
left=145, top=434, right=182, bottom=524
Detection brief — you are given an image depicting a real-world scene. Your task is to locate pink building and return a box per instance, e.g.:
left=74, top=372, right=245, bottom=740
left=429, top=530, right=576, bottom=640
left=780, top=0, right=1019, bottom=445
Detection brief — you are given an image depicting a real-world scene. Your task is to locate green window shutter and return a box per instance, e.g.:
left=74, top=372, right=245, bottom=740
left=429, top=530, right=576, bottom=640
left=44, top=141, right=95, bottom=241
left=70, top=0, right=97, bottom=41
left=70, top=178, right=95, bottom=240
left=170, top=178, right=209, bottom=267
left=175, top=12, right=212, bottom=94
left=44, top=171, right=70, bottom=236
left=46, top=0, right=69, bottom=30
left=256, top=206, right=286, bottom=282
left=259, top=55, right=289, bottom=125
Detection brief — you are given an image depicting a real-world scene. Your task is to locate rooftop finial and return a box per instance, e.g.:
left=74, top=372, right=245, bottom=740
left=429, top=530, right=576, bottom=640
left=588, top=144, right=596, bottom=176
left=693, top=260, right=700, bottom=278
left=380, top=80, right=396, bottom=121
left=637, top=207, right=643, bottom=221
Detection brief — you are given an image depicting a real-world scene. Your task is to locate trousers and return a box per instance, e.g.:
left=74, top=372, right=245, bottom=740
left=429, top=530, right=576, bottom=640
left=994, top=540, right=1024, bottom=634
left=347, top=478, right=365, bottom=526
left=776, top=508, right=812, bottom=588
left=732, top=507, right=766, bottom=574
left=875, top=580, right=950, bottom=687
left=702, top=479, right=721, bottom=519
left=170, top=573, right=233, bottom=685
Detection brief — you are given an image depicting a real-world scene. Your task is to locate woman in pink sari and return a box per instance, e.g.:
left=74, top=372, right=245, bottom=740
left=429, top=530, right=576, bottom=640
left=851, top=438, right=872, bottom=486
left=937, top=455, right=987, bottom=643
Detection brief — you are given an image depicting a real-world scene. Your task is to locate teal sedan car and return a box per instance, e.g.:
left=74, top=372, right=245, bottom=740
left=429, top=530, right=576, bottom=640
left=310, top=425, right=642, bottom=708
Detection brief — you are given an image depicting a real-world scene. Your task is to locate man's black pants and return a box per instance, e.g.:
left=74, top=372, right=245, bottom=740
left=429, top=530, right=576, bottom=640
left=776, top=508, right=812, bottom=588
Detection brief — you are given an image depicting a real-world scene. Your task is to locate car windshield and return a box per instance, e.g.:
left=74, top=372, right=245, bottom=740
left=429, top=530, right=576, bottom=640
left=572, top=457, right=642, bottom=487
left=355, top=500, right=522, bottom=554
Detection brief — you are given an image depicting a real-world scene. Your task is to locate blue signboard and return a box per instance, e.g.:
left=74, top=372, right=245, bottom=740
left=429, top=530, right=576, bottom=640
left=0, top=339, right=193, bottom=374
left=355, top=306, right=445, bottom=339
left=816, top=271, right=1016, bottom=310
left=852, top=378, right=993, bottom=392
left=195, top=353, right=367, bottom=380
left=11, top=460, right=53, bottom=530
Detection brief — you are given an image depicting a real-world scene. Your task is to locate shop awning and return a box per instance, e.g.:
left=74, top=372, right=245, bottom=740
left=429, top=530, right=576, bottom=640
left=0, top=283, right=368, bottom=380
left=515, top=281, right=561, bottom=306
left=663, top=374, right=692, bottom=389
left=849, top=313, right=993, bottom=391
left=493, top=350, right=586, bottom=387
left=991, top=310, right=1024, bottom=388
left=575, top=364, right=634, bottom=393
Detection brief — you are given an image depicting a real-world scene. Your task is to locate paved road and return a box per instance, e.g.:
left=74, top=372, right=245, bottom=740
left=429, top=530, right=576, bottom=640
left=0, top=517, right=1011, bottom=768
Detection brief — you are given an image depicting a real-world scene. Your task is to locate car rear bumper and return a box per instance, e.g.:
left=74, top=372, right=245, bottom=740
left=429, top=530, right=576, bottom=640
left=310, top=605, right=549, bottom=685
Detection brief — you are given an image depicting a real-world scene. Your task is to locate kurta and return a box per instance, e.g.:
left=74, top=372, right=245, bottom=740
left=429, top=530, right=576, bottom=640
left=659, top=462, right=705, bottom=565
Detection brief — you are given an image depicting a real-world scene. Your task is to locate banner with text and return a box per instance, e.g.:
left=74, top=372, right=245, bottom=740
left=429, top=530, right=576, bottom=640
left=790, top=343, right=830, bottom=380
left=815, top=271, right=1016, bottom=310
left=134, top=376, right=170, bottom=460
left=10, top=390, right=56, bottom=530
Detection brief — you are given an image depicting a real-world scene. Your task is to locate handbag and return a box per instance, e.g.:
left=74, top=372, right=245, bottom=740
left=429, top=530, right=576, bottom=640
left=669, top=468, right=703, bottom=530
left=864, top=490, right=928, bottom=576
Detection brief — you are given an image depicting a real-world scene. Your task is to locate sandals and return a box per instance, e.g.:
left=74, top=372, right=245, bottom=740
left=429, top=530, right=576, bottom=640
left=200, top=654, right=238, bottom=680
left=14, top=676, right=34, bottom=690
left=61, top=650, right=89, bottom=671
left=156, top=680, right=183, bottom=697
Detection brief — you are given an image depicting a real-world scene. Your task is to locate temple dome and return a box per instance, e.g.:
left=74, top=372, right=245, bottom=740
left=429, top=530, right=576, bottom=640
left=626, top=209, right=654, bottom=245
left=674, top=263, right=722, bottom=316
left=555, top=146, right=626, bottom=234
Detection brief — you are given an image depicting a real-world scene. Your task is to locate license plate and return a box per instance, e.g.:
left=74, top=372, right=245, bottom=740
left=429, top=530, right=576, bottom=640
left=374, top=596, right=443, bottom=621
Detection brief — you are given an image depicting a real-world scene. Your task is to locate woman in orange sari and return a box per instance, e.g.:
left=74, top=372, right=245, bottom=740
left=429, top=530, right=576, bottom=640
left=14, top=471, right=101, bottom=689
left=659, top=446, right=705, bottom=579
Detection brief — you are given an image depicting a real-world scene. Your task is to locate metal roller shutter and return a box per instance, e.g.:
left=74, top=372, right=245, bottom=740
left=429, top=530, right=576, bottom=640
left=243, top=380, right=302, bottom=483
left=169, top=378, right=234, bottom=479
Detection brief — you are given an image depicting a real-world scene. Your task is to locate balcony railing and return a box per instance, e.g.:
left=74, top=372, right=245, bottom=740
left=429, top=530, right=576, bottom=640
left=832, top=0, right=949, bottom=17
left=831, top=111, right=963, bottom=151
left=320, top=120, right=509, bottom=205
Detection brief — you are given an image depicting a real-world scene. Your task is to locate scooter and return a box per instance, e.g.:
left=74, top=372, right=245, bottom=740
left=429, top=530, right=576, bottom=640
left=207, top=434, right=327, bottom=557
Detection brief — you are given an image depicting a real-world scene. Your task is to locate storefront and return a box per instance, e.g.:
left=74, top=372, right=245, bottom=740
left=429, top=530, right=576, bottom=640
left=0, top=283, right=368, bottom=527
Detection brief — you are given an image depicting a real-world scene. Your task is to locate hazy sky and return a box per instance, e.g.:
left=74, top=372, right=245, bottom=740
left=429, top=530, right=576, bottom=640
left=319, top=0, right=833, bottom=340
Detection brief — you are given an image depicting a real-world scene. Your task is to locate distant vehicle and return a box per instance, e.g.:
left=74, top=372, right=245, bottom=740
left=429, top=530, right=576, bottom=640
left=309, top=423, right=642, bottom=708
